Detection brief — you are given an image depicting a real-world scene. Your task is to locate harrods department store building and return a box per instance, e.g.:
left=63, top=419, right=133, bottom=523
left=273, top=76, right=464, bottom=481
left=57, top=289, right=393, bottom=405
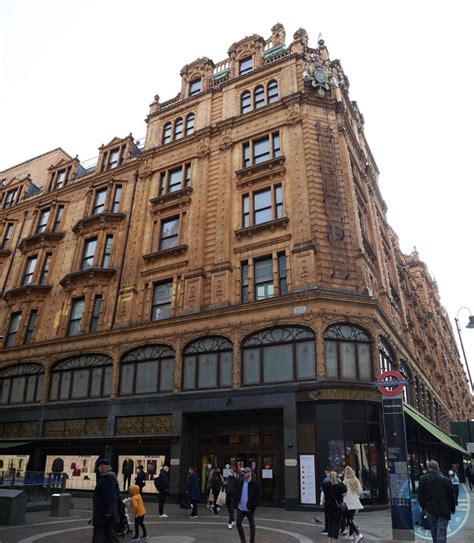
left=0, top=24, right=472, bottom=508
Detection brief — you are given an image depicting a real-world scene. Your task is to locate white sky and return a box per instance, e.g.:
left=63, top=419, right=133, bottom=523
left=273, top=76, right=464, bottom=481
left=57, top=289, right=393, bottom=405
left=1, top=0, right=473, bottom=396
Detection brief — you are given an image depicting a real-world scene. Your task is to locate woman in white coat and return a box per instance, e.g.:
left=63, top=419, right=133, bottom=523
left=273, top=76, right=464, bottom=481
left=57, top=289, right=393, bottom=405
left=342, top=466, right=364, bottom=542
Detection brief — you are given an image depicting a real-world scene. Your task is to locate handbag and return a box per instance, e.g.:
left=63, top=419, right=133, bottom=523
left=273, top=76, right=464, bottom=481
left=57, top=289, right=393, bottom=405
left=208, top=489, right=215, bottom=503
left=216, top=487, right=227, bottom=506
left=329, top=484, right=348, bottom=514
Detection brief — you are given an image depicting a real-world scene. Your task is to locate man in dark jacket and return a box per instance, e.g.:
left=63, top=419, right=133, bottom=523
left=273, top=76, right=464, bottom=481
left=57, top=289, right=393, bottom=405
left=418, top=460, right=456, bottom=543
left=92, top=459, right=120, bottom=543
left=235, top=467, right=261, bottom=543
left=186, top=466, right=200, bottom=519
left=154, top=465, right=170, bottom=517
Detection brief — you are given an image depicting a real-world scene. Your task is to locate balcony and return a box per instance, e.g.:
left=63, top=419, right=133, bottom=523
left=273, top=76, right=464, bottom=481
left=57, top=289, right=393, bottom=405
left=72, top=212, right=126, bottom=234
left=59, top=267, right=116, bottom=288
left=19, top=231, right=65, bottom=253
left=3, top=284, right=51, bottom=302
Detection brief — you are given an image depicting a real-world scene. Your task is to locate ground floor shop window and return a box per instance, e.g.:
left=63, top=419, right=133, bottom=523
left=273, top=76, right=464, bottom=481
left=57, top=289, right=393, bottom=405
left=45, top=454, right=98, bottom=490
left=117, top=454, right=166, bottom=493
left=0, top=454, right=30, bottom=481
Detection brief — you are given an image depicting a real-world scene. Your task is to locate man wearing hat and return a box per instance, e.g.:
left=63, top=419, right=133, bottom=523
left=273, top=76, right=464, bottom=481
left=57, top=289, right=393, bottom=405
left=92, top=459, right=120, bottom=542
left=235, top=467, right=261, bottom=543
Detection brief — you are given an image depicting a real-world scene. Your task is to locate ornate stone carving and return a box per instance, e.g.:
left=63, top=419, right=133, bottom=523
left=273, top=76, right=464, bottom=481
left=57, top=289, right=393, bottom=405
left=293, top=28, right=309, bottom=47
left=219, top=128, right=233, bottom=150
left=302, top=52, right=339, bottom=97
left=197, top=136, right=210, bottom=158
left=270, top=23, right=286, bottom=47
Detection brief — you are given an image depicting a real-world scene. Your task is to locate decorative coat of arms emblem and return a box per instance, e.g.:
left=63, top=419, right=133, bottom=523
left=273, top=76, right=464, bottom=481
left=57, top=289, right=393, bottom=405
left=302, top=53, right=338, bottom=96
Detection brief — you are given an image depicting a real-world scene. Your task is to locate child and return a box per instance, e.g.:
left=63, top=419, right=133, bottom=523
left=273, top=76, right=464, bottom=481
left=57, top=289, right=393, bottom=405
left=129, top=484, right=148, bottom=541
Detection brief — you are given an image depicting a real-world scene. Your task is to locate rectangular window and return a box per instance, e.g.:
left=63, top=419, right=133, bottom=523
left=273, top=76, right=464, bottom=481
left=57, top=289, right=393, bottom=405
left=189, top=78, right=202, bottom=96
left=168, top=167, right=183, bottom=193
left=107, top=147, right=120, bottom=169
left=159, top=217, right=179, bottom=250
left=22, top=255, right=38, bottom=286
left=54, top=169, right=66, bottom=190
left=243, top=349, right=260, bottom=384
left=198, top=353, right=218, bottom=388
left=36, top=208, right=50, bottom=234
left=39, top=253, right=52, bottom=285
left=24, top=310, right=38, bottom=345
left=278, top=252, right=287, bottom=295
left=82, top=238, right=97, bottom=269
left=52, top=205, right=64, bottom=232
left=67, top=298, right=85, bottom=336
left=183, top=356, right=197, bottom=390
left=242, top=132, right=281, bottom=168
left=1, top=223, right=14, bottom=249
left=101, top=235, right=113, bottom=267
left=92, top=188, right=107, bottom=215
left=275, top=184, right=283, bottom=218
left=151, top=280, right=173, bottom=320
left=253, top=187, right=272, bottom=224
left=296, top=341, right=316, bottom=379
left=4, top=188, right=18, bottom=209
left=160, top=164, right=191, bottom=195
left=89, top=295, right=102, bottom=333
left=239, top=56, right=253, bottom=75
left=254, top=257, right=274, bottom=300
left=241, top=261, right=249, bottom=303
left=5, top=312, right=22, bottom=347
left=112, top=185, right=122, bottom=213
left=263, top=344, right=293, bottom=382
left=253, top=137, right=271, bottom=164
left=242, top=184, right=283, bottom=227
left=242, top=195, right=250, bottom=227
left=243, top=143, right=251, bottom=168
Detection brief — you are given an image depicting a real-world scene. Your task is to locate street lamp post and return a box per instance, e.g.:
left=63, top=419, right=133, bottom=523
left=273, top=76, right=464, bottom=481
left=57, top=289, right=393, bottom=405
left=454, top=307, right=474, bottom=393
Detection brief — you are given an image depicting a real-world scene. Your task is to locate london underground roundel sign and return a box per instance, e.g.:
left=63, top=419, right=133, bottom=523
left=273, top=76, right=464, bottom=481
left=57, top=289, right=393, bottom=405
left=375, top=370, right=408, bottom=396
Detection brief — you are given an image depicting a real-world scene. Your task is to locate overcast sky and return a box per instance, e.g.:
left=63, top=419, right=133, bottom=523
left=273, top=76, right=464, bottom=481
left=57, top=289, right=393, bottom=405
left=1, top=0, right=473, bottom=395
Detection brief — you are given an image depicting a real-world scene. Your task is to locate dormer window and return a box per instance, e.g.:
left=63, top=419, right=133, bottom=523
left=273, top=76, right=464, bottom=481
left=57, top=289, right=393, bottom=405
left=189, top=78, right=202, bottom=96
left=3, top=188, right=20, bottom=209
left=54, top=169, right=67, bottom=190
left=239, top=56, right=253, bottom=75
left=108, top=148, right=120, bottom=169
left=101, top=144, right=126, bottom=172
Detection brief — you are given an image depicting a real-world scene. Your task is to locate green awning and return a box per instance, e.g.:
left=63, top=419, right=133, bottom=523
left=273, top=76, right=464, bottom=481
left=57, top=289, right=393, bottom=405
left=0, top=442, right=30, bottom=449
left=404, top=404, right=469, bottom=455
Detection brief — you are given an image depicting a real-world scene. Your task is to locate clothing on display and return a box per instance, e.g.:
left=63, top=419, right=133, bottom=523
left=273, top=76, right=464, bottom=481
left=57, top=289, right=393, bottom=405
left=51, top=457, right=64, bottom=473
left=118, top=455, right=166, bottom=494
left=45, top=455, right=98, bottom=491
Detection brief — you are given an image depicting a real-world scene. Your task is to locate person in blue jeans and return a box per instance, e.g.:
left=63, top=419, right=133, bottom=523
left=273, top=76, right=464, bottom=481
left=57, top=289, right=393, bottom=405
left=418, top=460, right=456, bottom=543
left=235, top=467, right=261, bottom=543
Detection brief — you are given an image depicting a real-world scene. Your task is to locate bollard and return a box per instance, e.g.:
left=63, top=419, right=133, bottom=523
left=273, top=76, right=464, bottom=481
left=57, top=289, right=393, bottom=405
left=50, top=493, right=72, bottom=517
left=0, top=489, right=27, bottom=525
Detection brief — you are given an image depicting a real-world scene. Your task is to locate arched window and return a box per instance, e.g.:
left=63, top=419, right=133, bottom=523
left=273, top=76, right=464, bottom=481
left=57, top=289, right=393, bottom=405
left=162, top=122, right=172, bottom=144
left=0, top=363, right=44, bottom=405
left=183, top=337, right=232, bottom=390
left=399, top=360, right=412, bottom=404
left=324, top=324, right=372, bottom=381
left=379, top=337, right=396, bottom=373
left=174, top=118, right=183, bottom=140
left=120, top=345, right=174, bottom=395
left=50, top=354, right=112, bottom=401
left=241, top=91, right=251, bottom=114
left=267, top=80, right=279, bottom=103
left=185, top=113, right=195, bottom=136
left=242, top=326, right=315, bottom=385
left=254, top=85, right=265, bottom=109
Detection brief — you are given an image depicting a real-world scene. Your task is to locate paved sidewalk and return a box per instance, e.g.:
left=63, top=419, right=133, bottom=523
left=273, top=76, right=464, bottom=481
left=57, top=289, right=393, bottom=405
left=0, top=488, right=472, bottom=543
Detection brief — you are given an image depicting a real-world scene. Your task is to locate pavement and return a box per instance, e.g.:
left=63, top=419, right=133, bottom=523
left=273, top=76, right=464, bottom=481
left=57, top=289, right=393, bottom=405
left=0, top=486, right=472, bottom=543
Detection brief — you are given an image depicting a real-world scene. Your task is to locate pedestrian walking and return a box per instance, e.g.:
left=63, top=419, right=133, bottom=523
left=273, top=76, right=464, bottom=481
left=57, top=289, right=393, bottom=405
left=154, top=465, right=170, bottom=517
left=210, top=468, right=224, bottom=515
left=235, top=467, right=261, bottom=543
left=342, top=466, right=364, bottom=542
left=466, top=465, right=473, bottom=491
left=92, top=458, right=120, bottom=543
left=418, top=460, right=456, bottom=543
left=319, top=466, right=332, bottom=535
left=135, top=465, right=146, bottom=495
left=224, top=469, right=239, bottom=529
left=448, top=465, right=460, bottom=506
left=129, top=484, right=148, bottom=541
left=186, top=466, right=200, bottom=519
left=322, top=471, right=348, bottom=543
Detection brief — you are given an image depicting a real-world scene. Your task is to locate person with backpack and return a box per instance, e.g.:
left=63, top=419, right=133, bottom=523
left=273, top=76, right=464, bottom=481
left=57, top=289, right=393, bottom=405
left=154, top=465, right=170, bottom=517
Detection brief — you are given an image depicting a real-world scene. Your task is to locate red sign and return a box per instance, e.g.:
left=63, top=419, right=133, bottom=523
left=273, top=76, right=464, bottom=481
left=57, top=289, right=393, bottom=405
left=375, top=370, right=407, bottom=396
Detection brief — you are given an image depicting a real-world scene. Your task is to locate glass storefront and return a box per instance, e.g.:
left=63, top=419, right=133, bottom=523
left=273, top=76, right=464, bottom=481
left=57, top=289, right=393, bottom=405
left=117, top=454, right=166, bottom=493
left=0, top=454, right=30, bottom=479
left=45, top=454, right=97, bottom=490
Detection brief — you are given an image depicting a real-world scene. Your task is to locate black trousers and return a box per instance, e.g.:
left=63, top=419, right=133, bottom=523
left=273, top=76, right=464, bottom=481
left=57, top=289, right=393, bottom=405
left=227, top=498, right=235, bottom=523
left=454, top=485, right=459, bottom=506
left=236, top=508, right=256, bottom=543
left=123, top=474, right=131, bottom=491
left=92, top=521, right=120, bottom=543
left=211, top=490, right=220, bottom=513
left=325, top=507, right=342, bottom=539
left=346, top=509, right=360, bottom=536
left=158, top=493, right=167, bottom=515
left=190, top=500, right=198, bottom=516
left=134, top=515, right=147, bottom=538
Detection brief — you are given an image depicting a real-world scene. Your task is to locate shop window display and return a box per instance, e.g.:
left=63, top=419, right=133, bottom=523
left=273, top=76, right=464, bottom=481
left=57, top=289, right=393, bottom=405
left=118, top=455, right=166, bottom=493
left=0, top=454, right=30, bottom=482
left=44, top=455, right=98, bottom=490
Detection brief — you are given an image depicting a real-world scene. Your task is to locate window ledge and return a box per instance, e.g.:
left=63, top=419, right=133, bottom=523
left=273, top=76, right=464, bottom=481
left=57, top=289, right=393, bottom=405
left=19, top=231, right=65, bottom=253
left=59, top=267, right=117, bottom=288
left=72, top=212, right=126, bottom=234
left=150, top=187, right=193, bottom=210
left=234, top=217, right=289, bottom=240
left=0, top=248, right=12, bottom=258
left=143, top=244, right=188, bottom=263
left=235, top=155, right=286, bottom=179
left=3, top=283, right=52, bottom=302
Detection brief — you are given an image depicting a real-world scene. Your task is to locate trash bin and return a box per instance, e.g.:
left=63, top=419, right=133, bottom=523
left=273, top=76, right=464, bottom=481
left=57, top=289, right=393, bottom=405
left=0, top=489, right=27, bottom=525
left=50, top=493, right=72, bottom=517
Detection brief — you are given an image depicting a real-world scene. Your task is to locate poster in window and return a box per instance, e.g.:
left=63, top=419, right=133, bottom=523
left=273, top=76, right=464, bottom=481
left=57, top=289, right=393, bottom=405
left=300, top=454, right=316, bottom=504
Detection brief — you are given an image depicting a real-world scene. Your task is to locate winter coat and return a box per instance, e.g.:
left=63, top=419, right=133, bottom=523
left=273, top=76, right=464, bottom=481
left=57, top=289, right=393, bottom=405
left=51, top=457, right=64, bottom=473
left=225, top=475, right=239, bottom=497
left=135, top=469, right=146, bottom=489
left=343, top=479, right=364, bottom=511
left=322, top=480, right=347, bottom=513
left=130, top=484, right=146, bottom=517
left=235, top=478, right=261, bottom=511
left=418, top=471, right=456, bottom=520
left=154, top=469, right=169, bottom=494
left=93, top=470, right=120, bottom=527
left=122, top=459, right=134, bottom=475
left=186, top=472, right=200, bottom=501
left=210, top=472, right=223, bottom=495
